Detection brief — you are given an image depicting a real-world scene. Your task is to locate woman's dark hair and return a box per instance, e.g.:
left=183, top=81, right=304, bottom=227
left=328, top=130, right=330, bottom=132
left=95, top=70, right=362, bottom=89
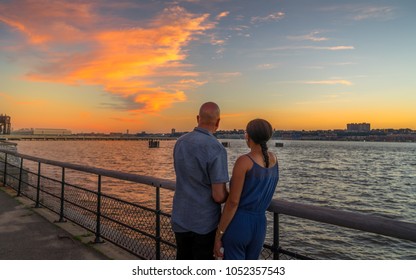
left=246, top=119, right=273, bottom=167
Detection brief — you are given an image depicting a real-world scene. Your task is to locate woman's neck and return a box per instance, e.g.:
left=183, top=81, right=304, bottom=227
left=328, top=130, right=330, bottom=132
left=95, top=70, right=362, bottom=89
left=249, top=143, right=262, bottom=153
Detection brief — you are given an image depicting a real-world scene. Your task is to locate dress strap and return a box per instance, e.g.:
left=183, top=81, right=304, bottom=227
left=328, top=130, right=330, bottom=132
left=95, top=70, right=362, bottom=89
left=246, top=153, right=278, bottom=168
left=245, top=154, right=256, bottom=163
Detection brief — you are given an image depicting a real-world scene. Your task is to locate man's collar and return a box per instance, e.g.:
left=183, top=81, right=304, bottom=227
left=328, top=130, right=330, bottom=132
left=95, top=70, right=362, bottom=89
left=194, top=127, right=213, bottom=135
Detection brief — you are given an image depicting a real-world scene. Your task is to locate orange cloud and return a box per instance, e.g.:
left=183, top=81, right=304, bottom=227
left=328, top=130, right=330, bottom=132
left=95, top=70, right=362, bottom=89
left=0, top=16, right=49, bottom=44
left=134, top=91, right=187, bottom=113
left=0, top=1, right=96, bottom=44
left=0, top=1, right=215, bottom=114
left=216, top=11, right=230, bottom=20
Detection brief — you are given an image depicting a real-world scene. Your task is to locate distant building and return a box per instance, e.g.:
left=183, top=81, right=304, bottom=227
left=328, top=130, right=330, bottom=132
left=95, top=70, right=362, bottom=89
left=13, top=128, right=72, bottom=135
left=0, top=114, right=11, bottom=135
left=347, top=123, right=371, bottom=132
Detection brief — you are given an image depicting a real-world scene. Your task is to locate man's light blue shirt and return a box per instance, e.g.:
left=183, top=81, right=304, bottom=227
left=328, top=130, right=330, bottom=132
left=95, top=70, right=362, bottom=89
left=172, top=127, right=229, bottom=234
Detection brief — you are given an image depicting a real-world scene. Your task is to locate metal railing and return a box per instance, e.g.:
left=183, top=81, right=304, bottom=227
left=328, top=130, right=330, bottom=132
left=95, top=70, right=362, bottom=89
left=1, top=148, right=415, bottom=260
left=0, top=149, right=176, bottom=259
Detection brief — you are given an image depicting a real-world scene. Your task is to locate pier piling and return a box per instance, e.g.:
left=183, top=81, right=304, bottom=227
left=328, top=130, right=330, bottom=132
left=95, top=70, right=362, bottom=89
left=148, top=140, right=160, bottom=148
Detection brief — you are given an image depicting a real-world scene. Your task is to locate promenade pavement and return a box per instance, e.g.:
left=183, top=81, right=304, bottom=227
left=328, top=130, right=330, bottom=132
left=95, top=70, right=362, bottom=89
left=0, top=186, right=137, bottom=260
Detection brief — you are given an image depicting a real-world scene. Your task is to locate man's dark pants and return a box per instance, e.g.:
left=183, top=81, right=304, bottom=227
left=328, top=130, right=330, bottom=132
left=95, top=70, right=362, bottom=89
left=174, top=230, right=216, bottom=260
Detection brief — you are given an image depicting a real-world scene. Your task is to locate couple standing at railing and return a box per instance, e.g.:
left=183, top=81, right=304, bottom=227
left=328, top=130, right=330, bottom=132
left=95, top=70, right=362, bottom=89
left=171, top=102, right=279, bottom=260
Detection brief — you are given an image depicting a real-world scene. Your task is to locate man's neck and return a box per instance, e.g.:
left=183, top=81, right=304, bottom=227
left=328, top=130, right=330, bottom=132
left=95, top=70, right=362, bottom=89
left=197, top=124, right=216, bottom=134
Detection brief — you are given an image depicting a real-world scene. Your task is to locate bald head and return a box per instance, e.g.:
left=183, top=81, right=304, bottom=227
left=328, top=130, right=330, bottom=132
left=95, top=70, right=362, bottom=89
left=197, top=102, right=221, bottom=132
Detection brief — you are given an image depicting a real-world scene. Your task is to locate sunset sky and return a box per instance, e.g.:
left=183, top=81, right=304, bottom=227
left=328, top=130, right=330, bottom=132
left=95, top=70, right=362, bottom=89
left=1, top=0, right=415, bottom=133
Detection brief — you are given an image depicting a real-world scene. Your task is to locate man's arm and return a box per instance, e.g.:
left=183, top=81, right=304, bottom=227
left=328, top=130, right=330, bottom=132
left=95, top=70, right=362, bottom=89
left=212, top=183, right=228, bottom=204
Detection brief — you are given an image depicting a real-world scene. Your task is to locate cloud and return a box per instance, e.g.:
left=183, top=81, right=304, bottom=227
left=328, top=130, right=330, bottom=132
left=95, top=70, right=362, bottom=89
left=134, top=91, right=187, bottom=113
left=216, top=11, right=230, bottom=20
left=287, top=31, right=329, bottom=42
left=320, top=4, right=396, bottom=22
left=0, top=16, right=48, bottom=44
left=256, top=63, right=277, bottom=70
left=352, top=6, right=395, bottom=21
left=331, top=62, right=356, bottom=66
left=210, top=35, right=227, bottom=46
left=0, top=1, right=216, bottom=113
left=0, top=1, right=96, bottom=44
left=281, top=30, right=354, bottom=52
left=169, top=79, right=208, bottom=91
left=322, top=46, right=354, bottom=51
left=251, top=11, right=285, bottom=23
left=228, top=24, right=251, bottom=38
left=210, top=72, right=242, bottom=83
left=269, top=45, right=354, bottom=51
left=304, top=80, right=353, bottom=86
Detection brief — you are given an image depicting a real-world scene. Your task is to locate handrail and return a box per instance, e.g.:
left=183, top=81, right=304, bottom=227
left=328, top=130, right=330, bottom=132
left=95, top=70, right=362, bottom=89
left=1, top=150, right=176, bottom=190
left=269, top=199, right=416, bottom=243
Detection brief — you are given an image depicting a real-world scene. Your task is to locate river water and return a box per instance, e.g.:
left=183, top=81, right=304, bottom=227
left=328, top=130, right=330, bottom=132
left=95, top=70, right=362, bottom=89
left=13, top=139, right=416, bottom=259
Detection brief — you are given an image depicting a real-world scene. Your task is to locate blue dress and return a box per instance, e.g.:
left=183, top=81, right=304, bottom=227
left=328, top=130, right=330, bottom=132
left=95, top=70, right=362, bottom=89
left=222, top=155, right=279, bottom=260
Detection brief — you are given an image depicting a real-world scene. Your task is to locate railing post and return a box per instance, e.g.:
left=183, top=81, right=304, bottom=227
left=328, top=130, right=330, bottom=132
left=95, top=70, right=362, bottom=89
left=3, top=153, right=7, bottom=186
left=273, top=213, right=280, bottom=260
left=35, top=162, right=41, bottom=208
left=17, top=158, right=24, bottom=196
left=94, top=175, right=103, bottom=243
left=58, top=167, right=66, bottom=222
left=155, top=184, right=161, bottom=260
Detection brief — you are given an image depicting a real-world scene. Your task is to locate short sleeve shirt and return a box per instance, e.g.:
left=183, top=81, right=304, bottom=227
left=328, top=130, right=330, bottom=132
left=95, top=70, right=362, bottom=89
left=171, top=127, right=229, bottom=234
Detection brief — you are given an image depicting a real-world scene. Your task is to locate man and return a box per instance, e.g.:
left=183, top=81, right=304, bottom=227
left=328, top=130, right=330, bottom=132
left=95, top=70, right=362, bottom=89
left=172, top=102, right=229, bottom=260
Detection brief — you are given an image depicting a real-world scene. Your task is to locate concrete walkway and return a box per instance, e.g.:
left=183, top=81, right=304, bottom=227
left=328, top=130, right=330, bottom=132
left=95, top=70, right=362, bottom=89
left=0, top=186, right=137, bottom=260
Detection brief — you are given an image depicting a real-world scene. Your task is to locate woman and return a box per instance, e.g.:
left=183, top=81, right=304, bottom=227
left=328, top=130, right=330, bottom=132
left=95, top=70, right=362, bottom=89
left=214, top=119, right=279, bottom=260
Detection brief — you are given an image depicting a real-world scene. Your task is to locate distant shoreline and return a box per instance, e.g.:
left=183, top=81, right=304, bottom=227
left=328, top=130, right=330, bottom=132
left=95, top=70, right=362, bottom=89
left=1, top=134, right=415, bottom=143
left=1, top=127, right=416, bottom=143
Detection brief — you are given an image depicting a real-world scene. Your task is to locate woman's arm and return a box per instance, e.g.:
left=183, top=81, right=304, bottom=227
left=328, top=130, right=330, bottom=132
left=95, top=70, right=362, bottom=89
left=213, top=155, right=251, bottom=258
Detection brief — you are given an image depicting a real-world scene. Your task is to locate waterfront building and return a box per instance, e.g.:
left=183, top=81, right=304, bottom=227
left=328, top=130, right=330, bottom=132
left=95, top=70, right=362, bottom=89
left=347, top=123, right=371, bottom=132
left=13, top=128, right=72, bottom=135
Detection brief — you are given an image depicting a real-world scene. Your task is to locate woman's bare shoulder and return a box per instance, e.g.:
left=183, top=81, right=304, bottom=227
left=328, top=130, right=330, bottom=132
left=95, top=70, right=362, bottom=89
left=234, top=154, right=253, bottom=169
left=268, top=151, right=278, bottom=166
